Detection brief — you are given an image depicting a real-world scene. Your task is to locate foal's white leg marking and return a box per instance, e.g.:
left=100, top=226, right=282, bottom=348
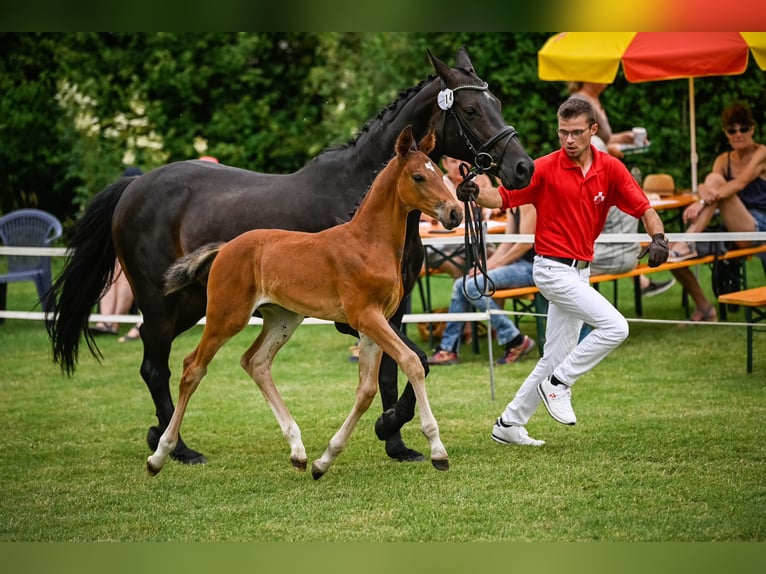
left=365, top=315, right=449, bottom=469
left=241, top=307, right=308, bottom=470
left=311, top=334, right=382, bottom=479
left=147, top=359, right=208, bottom=475
left=147, top=306, right=245, bottom=475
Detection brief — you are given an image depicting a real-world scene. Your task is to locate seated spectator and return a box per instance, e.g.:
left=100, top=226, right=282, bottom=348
left=427, top=203, right=537, bottom=366
left=592, top=206, right=675, bottom=298
left=89, top=167, right=143, bottom=340
left=421, top=155, right=495, bottom=278
left=667, top=102, right=766, bottom=322
left=567, top=82, right=644, bottom=159
left=89, top=258, right=136, bottom=337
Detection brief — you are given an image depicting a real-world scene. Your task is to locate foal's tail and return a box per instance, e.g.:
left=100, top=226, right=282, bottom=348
left=163, top=243, right=224, bottom=295
left=46, top=177, right=134, bottom=375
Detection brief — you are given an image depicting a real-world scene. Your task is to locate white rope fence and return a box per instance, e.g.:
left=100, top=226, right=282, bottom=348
left=2, top=231, right=764, bottom=328
left=4, top=231, right=764, bottom=399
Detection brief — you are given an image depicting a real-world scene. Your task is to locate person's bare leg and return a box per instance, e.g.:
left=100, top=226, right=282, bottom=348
left=717, top=194, right=757, bottom=248
left=671, top=268, right=716, bottom=321
left=97, top=262, right=135, bottom=332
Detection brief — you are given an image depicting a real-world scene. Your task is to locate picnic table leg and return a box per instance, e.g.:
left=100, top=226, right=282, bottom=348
left=533, top=293, right=548, bottom=357
left=745, top=307, right=753, bottom=375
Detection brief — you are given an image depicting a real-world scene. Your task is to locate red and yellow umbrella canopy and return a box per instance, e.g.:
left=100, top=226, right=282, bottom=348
left=538, top=32, right=766, bottom=83
left=537, top=32, right=766, bottom=190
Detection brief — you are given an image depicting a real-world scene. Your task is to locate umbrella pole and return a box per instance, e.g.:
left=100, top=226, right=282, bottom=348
left=689, top=77, right=698, bottom=193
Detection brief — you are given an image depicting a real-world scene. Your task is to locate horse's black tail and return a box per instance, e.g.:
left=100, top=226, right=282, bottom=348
left=163, top=243, right=223, bottom=295
left=46, top=177, right=134, bottom=375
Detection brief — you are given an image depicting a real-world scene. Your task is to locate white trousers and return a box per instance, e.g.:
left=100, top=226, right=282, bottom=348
left=502, top=256, right=629, bottom=426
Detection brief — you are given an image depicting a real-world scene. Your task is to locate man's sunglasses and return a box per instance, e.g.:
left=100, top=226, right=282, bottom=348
left=726, top=125, right=752, bottom=135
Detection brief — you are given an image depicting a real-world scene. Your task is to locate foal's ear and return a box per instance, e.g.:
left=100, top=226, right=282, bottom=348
left=396, top=125, right=416, bottom=158
left=417, top=129, right=436, bottom=156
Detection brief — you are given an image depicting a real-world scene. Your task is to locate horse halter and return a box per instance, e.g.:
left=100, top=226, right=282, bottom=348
left=437, top=81, right=518, bottom=173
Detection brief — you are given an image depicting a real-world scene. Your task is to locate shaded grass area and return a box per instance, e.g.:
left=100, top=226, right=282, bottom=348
left=0, top=259, right=764, bottom=542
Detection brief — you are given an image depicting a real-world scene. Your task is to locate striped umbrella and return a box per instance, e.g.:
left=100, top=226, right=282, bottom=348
left=538, top=32, right=766, bottom=190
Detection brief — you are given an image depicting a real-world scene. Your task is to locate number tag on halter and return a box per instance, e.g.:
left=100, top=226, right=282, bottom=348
left=437, top=89, right=454, bottom=111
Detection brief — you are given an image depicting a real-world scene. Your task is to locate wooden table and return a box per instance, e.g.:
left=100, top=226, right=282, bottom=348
left=650, top=193, right=697, bottom=231
left=718, top=285, right=766, bottom=374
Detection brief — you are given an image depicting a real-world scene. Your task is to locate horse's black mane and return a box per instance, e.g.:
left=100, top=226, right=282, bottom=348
left=320, top=74, right=437, bottom=225
left=316, top=75, right=436, bottom=158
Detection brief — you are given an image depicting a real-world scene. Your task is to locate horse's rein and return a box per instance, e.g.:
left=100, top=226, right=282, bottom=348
left=458, top=163, right=495, bottom=301
left=437, top=81, right=503, bottom=300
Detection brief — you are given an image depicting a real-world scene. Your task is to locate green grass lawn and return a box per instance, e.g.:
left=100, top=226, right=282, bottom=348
left=1, top=258, right=765, bottom=542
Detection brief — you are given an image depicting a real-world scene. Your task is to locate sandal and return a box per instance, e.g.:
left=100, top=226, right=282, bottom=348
left=667, top=242, right=698, bottom=263
left=118, top=326, right=141, bottom=343
left=679, top=305, right=717, bottom=327
left=690, top=305, right=717, bottom=322
left=89, top=323, right=118, bottom=336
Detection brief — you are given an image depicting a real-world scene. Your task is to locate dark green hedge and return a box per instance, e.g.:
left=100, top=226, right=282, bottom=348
left=2, top=32, right=763, bottom=230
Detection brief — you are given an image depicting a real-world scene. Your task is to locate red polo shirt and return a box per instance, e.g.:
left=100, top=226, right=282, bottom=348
left=498, top=146, right=650, bottom=261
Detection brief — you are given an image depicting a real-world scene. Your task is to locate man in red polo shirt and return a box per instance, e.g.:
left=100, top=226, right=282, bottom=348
left=458, top=97, right=669, bottom=446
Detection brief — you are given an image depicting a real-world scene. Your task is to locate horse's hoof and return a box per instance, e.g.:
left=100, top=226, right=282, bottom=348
left=291, top=457, right=307, bottom=471
left=146, top=459, right=161, bottom=476
left=374, top=407, right=401, bottom=441
left=431, top=458, right=449, bottom=471
left=147, top=426, right=207, bottom=465
left=310, top=463, right=325, bottom=481
left=385, top=435, right=426, bottom=463
left=170, top=446, right=207, bottom=466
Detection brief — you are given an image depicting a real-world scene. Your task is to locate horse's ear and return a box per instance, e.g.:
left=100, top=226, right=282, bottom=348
left=417, top=129, right=436, bottom=156
left=396, top=125, right=416, bottom=158
left=427, top=49, right=451, bottom=81
left=455, top=45, right=475, bottom=73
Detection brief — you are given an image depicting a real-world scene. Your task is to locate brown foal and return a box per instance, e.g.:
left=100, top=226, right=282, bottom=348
left=147, top=126, right=463, bottom=479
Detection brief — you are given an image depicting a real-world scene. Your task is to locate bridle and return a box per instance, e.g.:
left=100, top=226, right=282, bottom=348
left=437, top=80, right=520, bottom=300
left=437, top=80, right=518, bottom=174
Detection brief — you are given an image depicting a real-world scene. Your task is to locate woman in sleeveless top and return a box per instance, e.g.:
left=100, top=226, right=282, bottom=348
left=666, top=102, right=766, bottom=322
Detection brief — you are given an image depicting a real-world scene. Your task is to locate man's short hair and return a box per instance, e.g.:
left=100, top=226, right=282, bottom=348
left=558, top=96, right=596, bottom=126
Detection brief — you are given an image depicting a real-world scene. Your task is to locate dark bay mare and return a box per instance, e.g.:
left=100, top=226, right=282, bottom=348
left=48, top=46, right=534, bottom=466
left=149, top=126, right=461, bottom=479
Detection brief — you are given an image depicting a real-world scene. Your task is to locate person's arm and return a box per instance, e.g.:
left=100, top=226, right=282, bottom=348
left=486, top=205, right=536, bottom=270
left=699, top=146, right=766, bottom=202
left=638, top=208, right=669, bottom=267
left=456, top=179, right=504, bottom=209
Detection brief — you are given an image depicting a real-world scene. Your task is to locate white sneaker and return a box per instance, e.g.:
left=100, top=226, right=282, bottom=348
left=537, top=376, right=577, bottom=425
left=491, top=419, right=545, bottom=446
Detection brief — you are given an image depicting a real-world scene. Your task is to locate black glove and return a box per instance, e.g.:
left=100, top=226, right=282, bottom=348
left=456, top=179, right=479, bottom=202
left=638, top=233, right=669, bottom=267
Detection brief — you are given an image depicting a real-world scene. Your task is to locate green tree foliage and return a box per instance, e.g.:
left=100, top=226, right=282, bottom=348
left=1, top=32, right=763, bottom=231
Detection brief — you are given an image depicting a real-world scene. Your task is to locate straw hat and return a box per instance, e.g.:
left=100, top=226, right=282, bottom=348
left=643, top=173, right=675, bottom=196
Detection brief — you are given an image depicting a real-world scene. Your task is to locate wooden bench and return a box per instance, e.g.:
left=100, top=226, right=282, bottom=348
left=718, top=285, right=766, bottom=374
left=492, top=245, right=766, bottom=354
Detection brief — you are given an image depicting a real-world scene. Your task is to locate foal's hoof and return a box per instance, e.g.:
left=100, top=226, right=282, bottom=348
left=431, top=458, right=450, bottom=471
left=386, top=436, right=426, bottom=463
left=146, top=459, right=161, bottom=477
left=291, top=457, right=307, bottom=471
left=146, top=426, right=207, bottom=465
left=310, top=463, right=325, bottom=481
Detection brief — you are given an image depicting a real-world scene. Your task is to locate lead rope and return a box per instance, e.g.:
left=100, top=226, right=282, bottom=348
left=459, top=163, right=495, bottom=301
